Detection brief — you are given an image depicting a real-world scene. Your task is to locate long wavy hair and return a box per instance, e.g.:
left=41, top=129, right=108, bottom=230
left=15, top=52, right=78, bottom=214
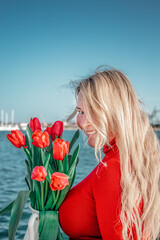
left=68, top=67, right=160, bottom=239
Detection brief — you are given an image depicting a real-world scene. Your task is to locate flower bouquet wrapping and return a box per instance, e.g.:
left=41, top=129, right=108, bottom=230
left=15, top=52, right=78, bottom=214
left=0, top=118, right=80, bottom=240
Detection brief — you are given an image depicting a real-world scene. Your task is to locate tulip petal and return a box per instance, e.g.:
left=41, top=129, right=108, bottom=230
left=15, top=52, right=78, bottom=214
left=33, top=118, right=41, bottom=131
left=44, top=127, right=52, bottom=135
left=42, top=132, right=50, bottom=148
left=7, top=130, right=26, bottom=148
left=50, top=172, right=69, bottom=191
left=31, top=130, right=49, bottom=148
left=32, top=137, right=44, bottom=148
left=13, top=130, right=26, bottom=146
left=31, top=130, right=42, bottom=139
left=31, top=166, right=47, bottom=182
left=7, top=134, right=21, bottom=148
left=29, top=117, right=41, bottom=132
left=51, top=121, right=63, bottom=141
left=53, top=138, right=69, bottom=160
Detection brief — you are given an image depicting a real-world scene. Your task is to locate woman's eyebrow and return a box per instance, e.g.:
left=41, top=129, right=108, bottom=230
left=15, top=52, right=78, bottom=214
left=76, top=107, right=81, bottom=110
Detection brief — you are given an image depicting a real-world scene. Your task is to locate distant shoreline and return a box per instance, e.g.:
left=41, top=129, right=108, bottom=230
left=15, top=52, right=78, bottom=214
left=0, top=125, right=79, bottom=131
left=0, top=124, right=159, bottom=132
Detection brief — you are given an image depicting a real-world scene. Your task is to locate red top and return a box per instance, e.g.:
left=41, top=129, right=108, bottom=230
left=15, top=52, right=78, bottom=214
left=59, top=139, right=146, bottom=239
left=59, top=139, right=124, bottom=239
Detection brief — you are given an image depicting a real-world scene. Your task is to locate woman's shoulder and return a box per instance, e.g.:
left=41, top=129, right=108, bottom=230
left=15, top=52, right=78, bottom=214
left=95, top=155, right=120, bottom=179
left=69, top=151, right=121, bottom=194
left=91, top=154, right=122, bottom=206
left=91, top=152, right=121, bottom=191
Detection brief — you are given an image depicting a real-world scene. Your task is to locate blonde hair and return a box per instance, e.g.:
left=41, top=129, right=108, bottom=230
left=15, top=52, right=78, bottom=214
left=69, top=67, right=160, bottom=239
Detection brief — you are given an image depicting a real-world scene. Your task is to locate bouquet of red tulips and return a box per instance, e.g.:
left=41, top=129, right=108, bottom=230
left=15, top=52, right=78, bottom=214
left=0, top=118, right=79, bottom=240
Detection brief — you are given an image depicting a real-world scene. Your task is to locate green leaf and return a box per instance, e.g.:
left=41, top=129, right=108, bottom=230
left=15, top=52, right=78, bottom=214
left=41, top=150, right=52, bottom=183
left=63, top=154, right=69, bottom=174
left=46, top=135, right=53, bottom=153
left=39, top=211, right=59, bottom=240
left=41, top=148, right=46, bottom=165
left=68, top=147, right=79, bottom=189
left=69, top=144, right=80, bottom=169
left=68, top=159, right=78, bottom=188
left=33, top=180, right=41, bottom=211
left=43, top=153, right=51, bottom=170
left=32, top=145, right=42, bottom=168
left=69, top=129, right=79, bottom=153
left=25, top=125, right=33, bottom=149
left=9, top=190, right=30, bottom=240
left=25, top=133, right=30, bottom=152
left=25, top=158, right=30, bottom=169
left=42, top=154, right=54, bottom=184
left=0, top=201, right=15, bottom=216
left=24, top=148, right=32, bottom=168
left=25, top=176, right=31, bottom=190
left=25, top=159, right=32, bottom=190
left=26, top=124, right=33, bottom=138
left=45, top=190, right=56, bottom=210
left=44, top=180, right=48, bottom=205
left=68, top=154, right=72, bottom=165
left=29, top=191, right=36, bottom=208
left=50, top=150, right=58, bottom=172
left=54, top=186, right=70, bottom=211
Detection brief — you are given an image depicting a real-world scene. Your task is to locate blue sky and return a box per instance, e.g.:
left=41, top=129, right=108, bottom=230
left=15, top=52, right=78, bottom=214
left=0, top=0, right=160, bottom=123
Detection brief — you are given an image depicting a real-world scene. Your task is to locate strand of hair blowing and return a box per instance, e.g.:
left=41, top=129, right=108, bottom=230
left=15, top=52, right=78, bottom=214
left=75, top=69, right=160, bottom=239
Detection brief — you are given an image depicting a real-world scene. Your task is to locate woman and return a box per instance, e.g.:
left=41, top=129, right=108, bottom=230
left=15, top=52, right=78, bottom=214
left=59, top=67, right=160, bottom=239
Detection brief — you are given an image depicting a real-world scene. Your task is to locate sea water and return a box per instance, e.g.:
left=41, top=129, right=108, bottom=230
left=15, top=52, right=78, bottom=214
left=0, top=130, right=97, bottom=239
left=0, top=130, right=160, bottom=240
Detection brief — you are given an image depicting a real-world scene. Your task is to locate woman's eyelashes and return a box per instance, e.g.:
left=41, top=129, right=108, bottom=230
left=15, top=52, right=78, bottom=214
left=76, top=108, right=84, bottom=115
left=78, top=110, right=84, bottom=115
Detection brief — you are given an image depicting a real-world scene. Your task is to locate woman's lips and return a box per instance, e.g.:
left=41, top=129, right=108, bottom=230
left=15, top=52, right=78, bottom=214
left=86, top=130, right=96, bottom=135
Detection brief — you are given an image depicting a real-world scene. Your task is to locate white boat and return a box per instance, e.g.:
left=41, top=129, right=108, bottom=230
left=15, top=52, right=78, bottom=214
left=0, top=124, right=20, bottom=131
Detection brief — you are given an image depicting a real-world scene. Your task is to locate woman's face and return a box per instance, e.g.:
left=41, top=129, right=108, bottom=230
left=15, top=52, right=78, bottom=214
left=76, top=92, right=97, bottom=148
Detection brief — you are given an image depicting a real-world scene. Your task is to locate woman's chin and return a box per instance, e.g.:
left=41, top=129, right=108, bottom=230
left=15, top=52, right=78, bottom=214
left=87, top=139, right=96, bottom=148
left=86, top=132, right=97, bottom=148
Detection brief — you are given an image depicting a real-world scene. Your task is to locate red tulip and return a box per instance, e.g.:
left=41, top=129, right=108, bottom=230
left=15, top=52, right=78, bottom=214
left=7, top=130, right=27, bottom=148
left=31, top=166, right=47, bottom=182
left=29, top=117, right=41, bottom=132
left=50, top=172, right=69, bottom=191
left=44, top=126, right=52, bottom=135
left=53, top=138, right=69, bottom=160
left=31, top=130, right=50, bottom=148
left=50, top=121, right=63, bottom=141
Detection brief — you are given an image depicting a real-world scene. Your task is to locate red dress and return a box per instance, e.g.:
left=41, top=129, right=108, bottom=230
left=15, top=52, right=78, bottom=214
left=59, top=139, right=123, bottom=239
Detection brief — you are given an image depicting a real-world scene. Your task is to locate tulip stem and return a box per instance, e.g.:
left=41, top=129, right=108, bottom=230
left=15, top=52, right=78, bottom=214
left=41, top=148, right=45, bottom=165
left=24, top=148, right=32, bottom=167
left=57, top=161, right=63, bottom=173
left=41, top=182, right=45, bottom=211
left=44, top=180, right=48, bottom=204
left=52, top=190, right=60, bottom=210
